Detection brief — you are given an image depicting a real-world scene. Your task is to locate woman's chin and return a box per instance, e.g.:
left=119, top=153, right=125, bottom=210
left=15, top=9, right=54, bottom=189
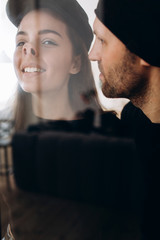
left=20, top=84, right=41, bottom=94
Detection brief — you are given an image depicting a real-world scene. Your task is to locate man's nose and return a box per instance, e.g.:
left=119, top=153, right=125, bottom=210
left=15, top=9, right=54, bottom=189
left=89, top=43, right=101, bottom=62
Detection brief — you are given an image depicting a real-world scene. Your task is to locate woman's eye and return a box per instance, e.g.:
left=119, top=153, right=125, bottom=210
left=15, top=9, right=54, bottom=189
left=16, top=41, right=25, bottom=47
left=42, top=40, right=58, bottom=46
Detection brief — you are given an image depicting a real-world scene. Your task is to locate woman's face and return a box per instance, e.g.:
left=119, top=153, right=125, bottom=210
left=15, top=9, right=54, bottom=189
left=14, top=10, right=79, bottom=95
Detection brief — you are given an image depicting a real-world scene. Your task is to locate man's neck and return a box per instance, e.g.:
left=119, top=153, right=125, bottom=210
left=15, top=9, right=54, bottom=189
left=141, top=104, right=160, bottom=123
left=132, top=68, right=160, bottom=123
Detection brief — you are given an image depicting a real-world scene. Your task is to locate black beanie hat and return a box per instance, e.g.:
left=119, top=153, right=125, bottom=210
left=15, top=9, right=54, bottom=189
left=95, top=0, right=160, bottom=67
left=6, top=0, right=93, bottom=51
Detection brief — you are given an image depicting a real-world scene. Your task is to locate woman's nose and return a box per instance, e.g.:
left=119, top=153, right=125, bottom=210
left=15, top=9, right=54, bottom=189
left=31, top=48, right=36, bottom=55
left=23, top=44, right=37, bottom=56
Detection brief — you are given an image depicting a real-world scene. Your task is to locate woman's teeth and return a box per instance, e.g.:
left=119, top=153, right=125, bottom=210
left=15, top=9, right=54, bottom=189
left=23, top=67, right=45, bottom=73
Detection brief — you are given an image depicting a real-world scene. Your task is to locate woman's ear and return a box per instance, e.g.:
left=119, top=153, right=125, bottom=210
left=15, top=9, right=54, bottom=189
left=70, top=55, right=81, bottom=74
left=140, top=58, right=150, bottom=67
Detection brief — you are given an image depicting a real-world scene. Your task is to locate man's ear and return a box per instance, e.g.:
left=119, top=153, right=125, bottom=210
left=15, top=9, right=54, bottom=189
left=70, top=55, right=81, bottom=74
left=140, top=58, right=150, bottom=67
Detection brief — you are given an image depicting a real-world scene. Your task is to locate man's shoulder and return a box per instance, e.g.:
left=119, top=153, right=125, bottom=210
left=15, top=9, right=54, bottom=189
left=121, top=102, right=151, bottom=125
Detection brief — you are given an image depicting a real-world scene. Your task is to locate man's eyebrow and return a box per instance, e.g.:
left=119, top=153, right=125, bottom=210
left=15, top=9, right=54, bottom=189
left=16, top=29, right=62, bottom=38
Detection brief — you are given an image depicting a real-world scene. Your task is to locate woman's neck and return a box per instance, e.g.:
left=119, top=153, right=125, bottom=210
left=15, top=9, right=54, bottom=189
left=32, top=91, right=75, bottom=121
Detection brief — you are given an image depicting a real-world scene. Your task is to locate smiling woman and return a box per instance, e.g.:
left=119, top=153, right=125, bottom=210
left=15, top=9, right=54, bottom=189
left=4, top=0, right=102, bottom=132
left=0, top=0, right=96, bottom=111
left=0, top=0, right=128, bottom=123
left=14, top=11, right=79, bottom=97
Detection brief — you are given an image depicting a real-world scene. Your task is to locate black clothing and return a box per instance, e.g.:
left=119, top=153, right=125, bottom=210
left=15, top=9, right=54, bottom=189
left=121, top=102, right=160, bottom=239
left=27, top=110, right=130, bottom=138
left=12, top=109, right=138, bottom=209
left=27, top=118, right=94, bottom=134
left=12, top=128, right=137, bottom=210
left=27, top=108, right=100, bottom=134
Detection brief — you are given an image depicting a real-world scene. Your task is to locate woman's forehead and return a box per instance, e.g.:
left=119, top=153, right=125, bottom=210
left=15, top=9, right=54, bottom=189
left=18, top=10, right=68, bottom=34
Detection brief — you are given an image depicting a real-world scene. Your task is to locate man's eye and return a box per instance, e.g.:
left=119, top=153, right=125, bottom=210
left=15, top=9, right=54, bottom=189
left=99, top=38, right=104, bottom=44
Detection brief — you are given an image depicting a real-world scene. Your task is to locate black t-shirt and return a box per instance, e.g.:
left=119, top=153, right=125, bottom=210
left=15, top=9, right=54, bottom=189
left=121, top=102, right=160, bottom=239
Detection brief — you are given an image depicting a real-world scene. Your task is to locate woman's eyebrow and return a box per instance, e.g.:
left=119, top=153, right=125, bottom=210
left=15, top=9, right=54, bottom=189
left=38, top=29, right=62, bottom=38
left=16, top=31, right=27, bottom=37
left=16, top=29, right=62, bottom=38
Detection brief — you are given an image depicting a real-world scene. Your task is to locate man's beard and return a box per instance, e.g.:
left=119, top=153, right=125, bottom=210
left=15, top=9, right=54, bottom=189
left=101, top=49, right=149, bottom=103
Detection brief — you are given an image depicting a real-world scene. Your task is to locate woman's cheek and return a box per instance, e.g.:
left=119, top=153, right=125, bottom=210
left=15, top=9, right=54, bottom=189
left=13, top=51, right=20, bottom=72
